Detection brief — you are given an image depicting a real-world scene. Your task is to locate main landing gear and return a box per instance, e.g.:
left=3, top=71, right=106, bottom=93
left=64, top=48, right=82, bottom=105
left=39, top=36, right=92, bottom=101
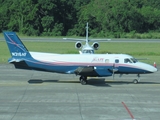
left=133, top=74, right=140, bottom=84
left=79, top=76, right=87, bottom=85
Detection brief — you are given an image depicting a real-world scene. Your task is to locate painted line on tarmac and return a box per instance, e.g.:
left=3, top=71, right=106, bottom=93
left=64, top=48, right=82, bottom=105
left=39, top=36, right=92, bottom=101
left=122, top=102, right=135, bottom=120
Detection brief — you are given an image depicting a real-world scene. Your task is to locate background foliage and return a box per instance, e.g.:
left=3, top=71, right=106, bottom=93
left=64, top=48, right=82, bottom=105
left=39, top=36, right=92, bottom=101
left=1, top=0, right=160, bottom=38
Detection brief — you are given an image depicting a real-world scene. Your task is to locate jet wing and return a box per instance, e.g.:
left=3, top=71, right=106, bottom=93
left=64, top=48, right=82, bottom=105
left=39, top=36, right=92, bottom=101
left=88, top=39, right=111, bottom=42
left=63, top=38, right=86, bottom=41
left=63, top=38, right=111, bottom=42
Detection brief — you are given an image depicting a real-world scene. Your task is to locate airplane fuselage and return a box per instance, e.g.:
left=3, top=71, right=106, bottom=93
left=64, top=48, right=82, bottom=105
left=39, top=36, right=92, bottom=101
left=9, top=52, right=156, bottom=77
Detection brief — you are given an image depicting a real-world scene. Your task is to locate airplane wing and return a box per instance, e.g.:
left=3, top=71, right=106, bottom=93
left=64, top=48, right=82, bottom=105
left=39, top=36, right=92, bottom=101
left=74, top=66, right=99, bottom=76
left=88, top=39, right=111, bottom=42
left=63, top=38, right=111, bottom=42
left=63, top=38, right=86, bottom=41
left=74, top=66, right=113, bottom=77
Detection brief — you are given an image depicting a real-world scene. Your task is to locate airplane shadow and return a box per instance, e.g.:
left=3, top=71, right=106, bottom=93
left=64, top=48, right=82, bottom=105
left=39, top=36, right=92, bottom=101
left=87, top=78, right=111, bottom=87
left=28, top=78, right=111, bottom=87
left=28, top=79, right=160, bottom=87
left=28, top=79, right=85, bottom=84
left=86, top=78, right=160, bottom=86
left=104, top=80, right=160, bottom=85
left=28, top=79, right=59, bottom=84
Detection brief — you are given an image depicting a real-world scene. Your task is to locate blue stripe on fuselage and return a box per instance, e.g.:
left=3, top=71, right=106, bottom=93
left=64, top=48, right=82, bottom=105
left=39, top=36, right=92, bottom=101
left=116, top=66, right=152, bottom=74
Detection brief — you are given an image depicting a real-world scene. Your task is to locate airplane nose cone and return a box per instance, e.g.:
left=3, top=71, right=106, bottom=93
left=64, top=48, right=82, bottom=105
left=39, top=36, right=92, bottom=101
left=151, top=66, right=158, bottom=72
left=146, top=64, right=158, bottom=73
left=137, top=62, right=158, bottom=73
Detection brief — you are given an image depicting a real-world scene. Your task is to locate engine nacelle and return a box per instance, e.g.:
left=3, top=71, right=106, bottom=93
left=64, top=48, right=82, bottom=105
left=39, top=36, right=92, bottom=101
left=92, top=42, right=99, bottom=50
left=75, top=41, right=82, bottom=49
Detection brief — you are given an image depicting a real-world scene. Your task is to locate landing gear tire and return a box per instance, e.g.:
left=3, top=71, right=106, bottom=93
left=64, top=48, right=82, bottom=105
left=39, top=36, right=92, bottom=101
left=80, top=79, right=87, bottom=85
left=133, top=79, right=138, bottom=84
left=79, top=76, right=87, bottom=85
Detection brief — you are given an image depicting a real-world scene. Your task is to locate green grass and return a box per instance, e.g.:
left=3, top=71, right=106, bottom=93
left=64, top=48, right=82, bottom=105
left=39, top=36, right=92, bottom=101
left=124, top=32, right=160, bottom=39
left=0, top=41, right=160, bottom=65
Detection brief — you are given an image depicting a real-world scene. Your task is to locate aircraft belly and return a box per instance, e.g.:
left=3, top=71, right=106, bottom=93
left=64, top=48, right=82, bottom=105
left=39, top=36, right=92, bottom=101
left=117, top=66, right=149, bottom=74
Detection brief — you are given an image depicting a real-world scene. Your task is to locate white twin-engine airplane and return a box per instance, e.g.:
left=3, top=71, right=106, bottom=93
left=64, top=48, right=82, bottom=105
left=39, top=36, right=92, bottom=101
left=4, top=32, right=157, bottom=85
left=63, top=22, right=111, bottom=54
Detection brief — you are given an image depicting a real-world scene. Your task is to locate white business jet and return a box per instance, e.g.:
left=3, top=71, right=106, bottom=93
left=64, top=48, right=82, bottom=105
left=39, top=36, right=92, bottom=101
left=63, top=23, right=111, bottom=54
left=3, top=32, right=157, bottom=85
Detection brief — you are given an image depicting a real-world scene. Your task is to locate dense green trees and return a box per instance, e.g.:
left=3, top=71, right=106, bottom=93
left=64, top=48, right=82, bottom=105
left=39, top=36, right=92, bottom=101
left=0, top=0, right=160, bottom=38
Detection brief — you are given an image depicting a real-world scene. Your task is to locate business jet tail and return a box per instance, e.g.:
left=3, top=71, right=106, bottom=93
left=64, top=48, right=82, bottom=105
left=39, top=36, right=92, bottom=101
left=3, top=31, right=32, bottom=63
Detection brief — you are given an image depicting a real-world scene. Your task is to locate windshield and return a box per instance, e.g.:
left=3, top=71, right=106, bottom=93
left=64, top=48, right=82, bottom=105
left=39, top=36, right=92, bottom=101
left=130, top=58, right=138, bottom=63
left=124, top=58, right=138, bottom=63
left=82, top=50, right=94, bottom=54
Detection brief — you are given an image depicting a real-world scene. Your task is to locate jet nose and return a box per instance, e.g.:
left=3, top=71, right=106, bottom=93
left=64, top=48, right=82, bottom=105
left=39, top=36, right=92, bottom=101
left=138, top=62, right=158, bottom=73
left=149, top=65, right=158, bottom=73
left=153, top=66, right=158, bottom=72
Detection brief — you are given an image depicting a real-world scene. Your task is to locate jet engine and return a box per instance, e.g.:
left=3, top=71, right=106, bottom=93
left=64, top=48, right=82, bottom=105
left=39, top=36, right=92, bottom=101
left=92, top=42, right=99, bottom=50
left=75, top=41, right=82, bottom=49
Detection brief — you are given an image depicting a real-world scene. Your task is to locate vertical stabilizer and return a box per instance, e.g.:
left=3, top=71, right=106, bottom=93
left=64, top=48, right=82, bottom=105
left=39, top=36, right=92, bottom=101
left=86, top=22, right=89, bottom=44
left=3, top=32, right=32, bottom=61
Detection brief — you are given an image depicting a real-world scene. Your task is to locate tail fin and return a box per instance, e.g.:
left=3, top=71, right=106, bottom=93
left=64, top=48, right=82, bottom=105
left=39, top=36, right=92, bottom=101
left=3, top=32, right=32, bottom=62
left=85, top=22, right=89, bottom=44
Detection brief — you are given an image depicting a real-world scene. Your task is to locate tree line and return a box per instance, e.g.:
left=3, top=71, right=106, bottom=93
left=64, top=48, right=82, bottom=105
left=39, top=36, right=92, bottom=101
left=1, top=0, right=160, bottom=38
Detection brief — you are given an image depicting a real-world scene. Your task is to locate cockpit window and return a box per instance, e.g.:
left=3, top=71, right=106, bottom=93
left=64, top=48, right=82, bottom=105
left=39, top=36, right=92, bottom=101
left=124, top=58, right=138, bottom=63
left=82, top=50, right=94, bottom=54
left=124, top=58, right=132, bottom=63
left=130, top=58, right=138, bottom=63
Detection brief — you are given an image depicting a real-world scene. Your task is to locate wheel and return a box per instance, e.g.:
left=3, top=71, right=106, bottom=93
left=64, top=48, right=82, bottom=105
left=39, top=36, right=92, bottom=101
left=133, top=79, right=138, bottom=84
left=80, top=79, right=87, bottom=85
left=79, top=76, right=87, bottom=85
left=79, top=76, right=87, bottom=81
left=79, top=76, right=82, bottom=81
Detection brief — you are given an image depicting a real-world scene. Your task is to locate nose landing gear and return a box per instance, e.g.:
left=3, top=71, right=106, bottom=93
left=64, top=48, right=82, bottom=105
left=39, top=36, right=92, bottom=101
left=133, top=74, right=140, bottom=84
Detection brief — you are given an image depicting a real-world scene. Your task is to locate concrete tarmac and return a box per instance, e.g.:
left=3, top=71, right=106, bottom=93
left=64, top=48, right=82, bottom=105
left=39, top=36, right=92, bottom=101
left=0, top=64, right=160, bottom=120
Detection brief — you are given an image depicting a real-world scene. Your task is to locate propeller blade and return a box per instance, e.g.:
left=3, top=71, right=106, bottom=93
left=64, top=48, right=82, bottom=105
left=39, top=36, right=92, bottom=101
left=113, top=70, right=115, bottom=80
left=112, top=63, right=118, bottom=80
left=112, top=63, right=115, bottom=80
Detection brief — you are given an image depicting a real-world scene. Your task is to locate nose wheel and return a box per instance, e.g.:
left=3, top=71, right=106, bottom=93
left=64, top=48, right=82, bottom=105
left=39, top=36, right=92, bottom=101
left=133, top=79, right=138, bottom=84
left=79, top=76, right=87, bottom=85
left=133, top=74, right=140, bottom=84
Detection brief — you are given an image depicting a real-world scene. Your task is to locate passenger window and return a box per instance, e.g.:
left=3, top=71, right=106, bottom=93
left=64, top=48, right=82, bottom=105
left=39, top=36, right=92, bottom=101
left=115, top=59, right=119, bottom=63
